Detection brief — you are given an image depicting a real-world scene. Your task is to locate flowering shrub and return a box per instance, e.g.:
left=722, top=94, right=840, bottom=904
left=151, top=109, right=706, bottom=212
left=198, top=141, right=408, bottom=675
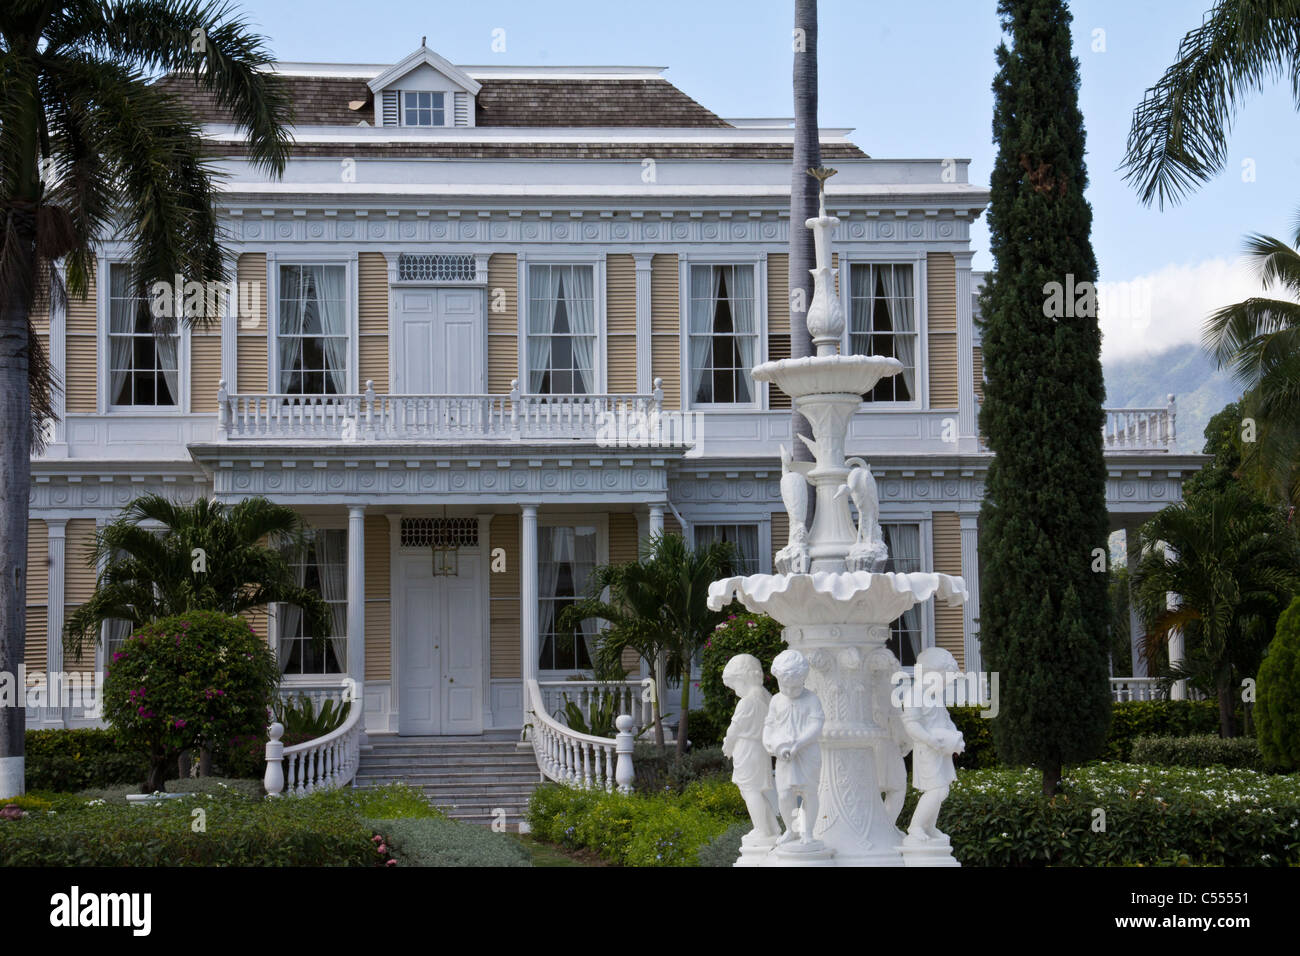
left=1258, top=596, right=1300, bottom=770
left=103, top=610, right=279, bottom=792
left=698, top=612, right=787, bottom=730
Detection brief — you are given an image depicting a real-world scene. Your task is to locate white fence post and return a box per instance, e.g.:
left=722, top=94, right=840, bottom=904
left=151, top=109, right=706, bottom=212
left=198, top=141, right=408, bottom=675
left=264, top=721, right=285, bottom=797
left=614, top=715, right=635, bottom=795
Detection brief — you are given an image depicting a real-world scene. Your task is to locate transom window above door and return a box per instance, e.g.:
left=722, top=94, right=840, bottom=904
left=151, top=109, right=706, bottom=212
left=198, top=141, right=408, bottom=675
left=403, top=91, right=446, bottom=126
left=527, top=264, right=596, bottom=395
left=108, top=264, right=179, bottom=407
left=849, top=263, right=917, bottom=402
left=688, top=263, right=758, bottom=405
left=278, top=265, right=348, bottom=395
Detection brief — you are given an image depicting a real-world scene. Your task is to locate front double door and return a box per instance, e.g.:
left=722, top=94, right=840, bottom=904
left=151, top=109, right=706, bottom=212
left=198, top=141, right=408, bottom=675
left=397, top=552, right=483, bottom=735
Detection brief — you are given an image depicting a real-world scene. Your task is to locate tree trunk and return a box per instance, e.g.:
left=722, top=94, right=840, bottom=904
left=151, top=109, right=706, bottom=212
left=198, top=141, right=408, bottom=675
left=0, top=203, right=38, bottom=801
left=676, top=670, right=691, bottom=756
left=790, top=0, right=822, bottom=489
left=199, top=745, right=213, bottom=776
left=1041, top=761, right=1062, bottom=796
left=1217, top=679, right=1237, bottom=738
left=653, top=652, right=667, bottom=755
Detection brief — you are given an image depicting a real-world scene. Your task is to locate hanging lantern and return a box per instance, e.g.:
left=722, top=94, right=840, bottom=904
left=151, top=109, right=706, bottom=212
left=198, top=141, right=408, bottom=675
left=431, top=540, right=458, bottom=577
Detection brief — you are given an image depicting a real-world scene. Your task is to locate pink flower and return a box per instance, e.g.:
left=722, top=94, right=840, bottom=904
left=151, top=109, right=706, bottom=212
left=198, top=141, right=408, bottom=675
left=372, top=835, right=383, bottom=843
left=174, top=719, right=187, bottom=729
left=377, top=844, right=388, bottom=854
left=385, top=859, right=397, bottom=866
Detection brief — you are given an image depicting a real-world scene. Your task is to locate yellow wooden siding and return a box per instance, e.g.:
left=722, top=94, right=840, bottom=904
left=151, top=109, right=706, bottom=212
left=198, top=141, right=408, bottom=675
left=64, top=519, right=98, bottom=675
left=663, top=512, right=681, bottom=537
left=932, top=512, right=964, bottom=669
left=973, top=344, right=984, bottom=403
left=770, top=512, right=789, bottom=565
left=609, top=513, right=639, bottom=564
left=607, top=253, right=637, bottom=394
left=25, top=608, right=48, bottom=674
left=242, top=606, right=269, bottom=645
left=488, top=254, right=518, bottom=395
left=26, top=520, right=48, bottom=673
left=927, top=252, right=959, bottom=409
left=31, top=271, right=51, bottom=336
left=489, top=514, right=521, bottom=679
left=364, top=516, right=391, bottom=682
left=651, top=254, right=680, bottom=409
left=236, top=254, right=268, bottom=394
left=66, top=336, right=97, bottom=412
left=767, top=253, right=792, bottom=409
left=191, top=334, right=222, bottom=412
left=359, top=252, right=389, bottom=392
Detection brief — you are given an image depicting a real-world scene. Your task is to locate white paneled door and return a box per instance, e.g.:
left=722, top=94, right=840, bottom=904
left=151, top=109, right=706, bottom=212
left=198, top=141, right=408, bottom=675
left=393, top=288, right=483, bottom=394
left=396, top=551, right=484, bottom=735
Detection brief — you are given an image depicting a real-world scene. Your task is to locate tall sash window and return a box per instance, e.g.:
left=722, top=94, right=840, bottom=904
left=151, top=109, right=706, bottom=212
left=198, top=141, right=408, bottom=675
left=278, top=529, right=347, bottom=676
left=881, top=523, right=924, bottom=665
left=688, top=264, right=757, bottom=405
left=537, top=524, right=599, bottom=672
left=108, top=264, right=179, bottom=407
left=849, top=263, right=916, bottom=402
left=527, top=264, right=596, bottom=394
left=278, top=265, right=348, bottom=394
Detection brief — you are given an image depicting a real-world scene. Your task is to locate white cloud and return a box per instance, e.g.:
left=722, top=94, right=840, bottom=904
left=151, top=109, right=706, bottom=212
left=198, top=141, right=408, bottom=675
left=1098, top=257, right=1287, bottom=362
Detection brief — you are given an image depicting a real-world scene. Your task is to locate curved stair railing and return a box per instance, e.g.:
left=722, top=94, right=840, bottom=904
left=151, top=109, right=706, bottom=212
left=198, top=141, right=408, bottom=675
left=526, top=678, right=635, bottom=794
left=263, top=700, right=363, bottom=797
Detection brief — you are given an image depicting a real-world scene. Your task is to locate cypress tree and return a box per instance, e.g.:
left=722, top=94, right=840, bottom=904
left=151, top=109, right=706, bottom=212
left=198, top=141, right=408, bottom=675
left=978, top=0, right=1112, bottom=795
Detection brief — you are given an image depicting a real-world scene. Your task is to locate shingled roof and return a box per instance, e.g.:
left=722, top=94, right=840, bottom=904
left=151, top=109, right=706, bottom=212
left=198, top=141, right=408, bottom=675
left=152, top=72, right=732, bottom=128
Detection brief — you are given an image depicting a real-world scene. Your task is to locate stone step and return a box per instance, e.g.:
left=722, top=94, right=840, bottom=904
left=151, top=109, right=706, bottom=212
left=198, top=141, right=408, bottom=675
left=357, top=776, right=537, bottom=793
left=359, top=753, right=537, bottom=767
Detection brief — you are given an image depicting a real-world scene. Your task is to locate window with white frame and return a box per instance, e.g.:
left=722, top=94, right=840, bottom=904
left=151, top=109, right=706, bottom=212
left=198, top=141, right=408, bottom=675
left=881, top=523, right=924, bottom=666
left=403, top=91, right=445, bottom=126
left=278, top=529, right=347, bottom=676
left=688, top=263, right=758, bottom=405
left=278, top=265, right=348, bottom=395
left=108, top=264, right=179, bottom=407
left=694, top=523, right=760, bottom=575
left=538, top=524, right=599, bottom=672
left=527, top=264, right=596, bottom=395
left=848, top=263, right=917, bottom=402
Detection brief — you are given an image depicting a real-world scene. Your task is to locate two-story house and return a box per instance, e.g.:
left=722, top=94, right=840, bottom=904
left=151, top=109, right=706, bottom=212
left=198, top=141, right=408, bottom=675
left=24, top=45, right=1196, bottom=738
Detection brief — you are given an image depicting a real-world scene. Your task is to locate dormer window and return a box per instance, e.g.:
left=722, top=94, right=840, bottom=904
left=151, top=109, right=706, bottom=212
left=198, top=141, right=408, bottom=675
left=404, top=91, right=445, bottom=127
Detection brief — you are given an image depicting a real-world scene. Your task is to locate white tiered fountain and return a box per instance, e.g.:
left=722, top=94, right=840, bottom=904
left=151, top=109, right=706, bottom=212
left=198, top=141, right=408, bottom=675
left=708, top=168, right=967, bottom=867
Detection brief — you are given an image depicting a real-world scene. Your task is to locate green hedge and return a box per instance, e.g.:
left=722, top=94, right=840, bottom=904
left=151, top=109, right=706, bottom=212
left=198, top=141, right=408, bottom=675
left=929, top=765, right=1300, bottom=866
left=527, top=784, right=731, bottom=866
left=1129, top=735, right=1266, bottom=771
left=23, top=729, right=149, bottom=792
left=367, top=817, right=531, bottom=867
left=0, top=789, right=376, bottom=866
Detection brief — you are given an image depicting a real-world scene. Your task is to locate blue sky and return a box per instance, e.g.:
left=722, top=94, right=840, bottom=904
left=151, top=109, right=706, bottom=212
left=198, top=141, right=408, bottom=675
left=242, top=0, right=1299, bottom=357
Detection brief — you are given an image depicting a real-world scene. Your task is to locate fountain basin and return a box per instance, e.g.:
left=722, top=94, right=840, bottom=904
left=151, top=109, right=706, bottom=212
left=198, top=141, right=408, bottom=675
left=708, top=570, right=967, bottom=627
left=752, top=354, right=903, bottom=401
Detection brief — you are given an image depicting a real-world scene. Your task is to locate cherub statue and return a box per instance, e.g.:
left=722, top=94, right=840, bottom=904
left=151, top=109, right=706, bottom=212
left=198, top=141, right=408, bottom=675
left=867, top=646, right=910, bottom=826
left=775, top=445, right=811, bottom=575
left=721, top=654, right=782, bottom=845
left=901, top=647, right=965, bottom=844
left=838, top=457, right=889, bottom=572
left=763, top=649, right=824, bottom=847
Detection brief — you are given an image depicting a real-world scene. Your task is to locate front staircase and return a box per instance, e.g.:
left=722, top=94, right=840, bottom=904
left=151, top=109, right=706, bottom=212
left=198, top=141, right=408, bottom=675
left=354, top=733, right=540, bottom=825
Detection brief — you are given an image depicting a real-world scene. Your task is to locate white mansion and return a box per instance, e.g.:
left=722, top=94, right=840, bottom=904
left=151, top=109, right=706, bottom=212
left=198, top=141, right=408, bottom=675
left=24, top=46, right=1195, bottom=737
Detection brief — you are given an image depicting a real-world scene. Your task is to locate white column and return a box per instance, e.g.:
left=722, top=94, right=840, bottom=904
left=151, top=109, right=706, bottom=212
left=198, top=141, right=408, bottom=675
left=1126, top=527, right=1147, bottom=677
left=634, top=254, right=654, bottom=393
left=954, top=250, right=977, bottom=453
left=1165, top=543, right=1185, bottom=699
left=648, top=504, right=664, bottom=538
left=45, top=520, right=67, bottom=728
left=47, top=267, right=68, bottom=456
left=521, top=505, right=539, bottom=683
left=959, top=513, right=981, bottom=674
left=346, top=506, right=366, bottom=687
left=220, top=253, right=239, bottom=402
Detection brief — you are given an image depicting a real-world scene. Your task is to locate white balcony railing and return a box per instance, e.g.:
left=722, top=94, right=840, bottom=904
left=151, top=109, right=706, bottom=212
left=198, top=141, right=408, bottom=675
left=536, top=679, right=657, bottom=736
left=263, top=698, right=363, bottom=797
left=217, top=378, right=665, bottom=443
left=526, top=678, right=635, bottom=793
left=1102, top=396, right=1176, bottom=453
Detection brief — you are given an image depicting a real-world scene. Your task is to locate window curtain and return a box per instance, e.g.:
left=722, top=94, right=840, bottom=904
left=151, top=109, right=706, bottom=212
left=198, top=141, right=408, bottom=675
left=883, top=525, right=923, bottom=658
left=156, top=333, right=179, bottom=404
left=850, top=264, right=871, bottom=355
left=697, top=525, right=759, bottom=574
left=103, top=618, right=133, bottom=663
left=569, top=529, right=599, bottom=666
left=315, top=530, right=349, bottom=673
left=566, top=267, right=596, bottom=394
left=108, top=266, right=134, bottom=403
left=277, top=541, right=307, bottom=673
left=278, top=268, right=302, bottom=393
left=728, top=266, right=757, bottom=403
left=688, top=266, right=716, bottom=402
left=882, top=266, right=916, bottom=398
left=537, top=526, right=565, bottom=668
left=316, top=266, right=348, bottom=394
left=527, top=267, right=562, bottom=392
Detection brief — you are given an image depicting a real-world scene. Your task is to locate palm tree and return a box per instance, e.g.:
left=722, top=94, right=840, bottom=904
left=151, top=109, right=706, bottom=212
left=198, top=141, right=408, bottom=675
left=64, top=495, right=331, bottom=660
left=790, top=0, right=821, bottom=474
left=1202, top=216, right=1300, bottom=506
left=1121, top=1, right=1300, bottom=208
left=0, top=1, right=289, bottom=793
left=1131, top=485, right=1300, bottom=736
left=561, top=532, right=737, bottom=755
